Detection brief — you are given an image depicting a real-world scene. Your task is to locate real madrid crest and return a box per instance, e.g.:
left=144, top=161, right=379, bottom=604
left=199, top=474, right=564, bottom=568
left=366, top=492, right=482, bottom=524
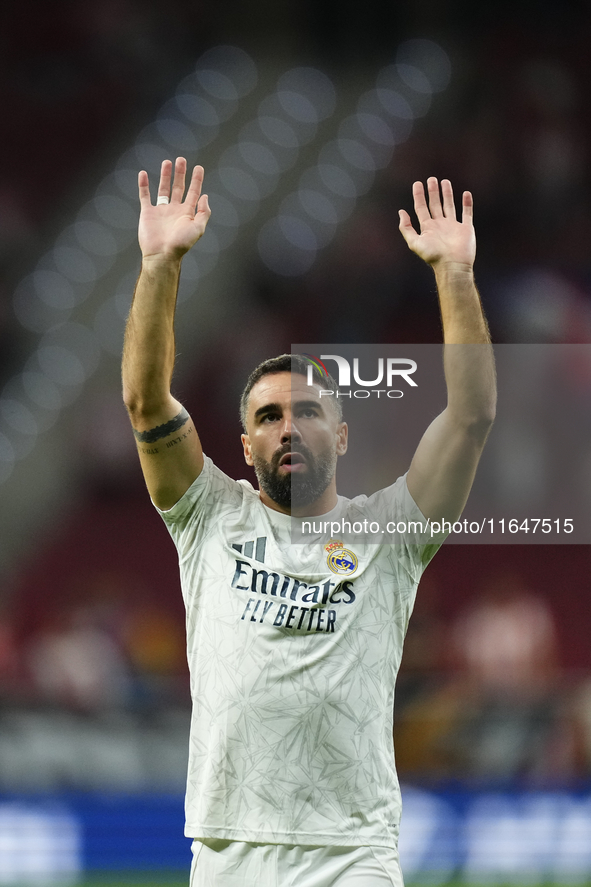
left=324, top=540, right=358, bottom=575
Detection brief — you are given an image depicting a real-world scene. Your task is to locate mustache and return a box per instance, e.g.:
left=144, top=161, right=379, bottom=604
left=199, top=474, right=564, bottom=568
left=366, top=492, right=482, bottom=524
left=271, top=442, right=314, bottom=468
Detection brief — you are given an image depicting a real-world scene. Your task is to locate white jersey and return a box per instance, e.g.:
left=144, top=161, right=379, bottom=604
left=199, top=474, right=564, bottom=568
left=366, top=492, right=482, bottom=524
left=156, top=455, right=441, bottom=848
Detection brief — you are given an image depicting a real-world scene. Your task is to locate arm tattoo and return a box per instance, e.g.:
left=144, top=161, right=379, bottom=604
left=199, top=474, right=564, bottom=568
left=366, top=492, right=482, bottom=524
left=133, top=407, right=190, bottom=443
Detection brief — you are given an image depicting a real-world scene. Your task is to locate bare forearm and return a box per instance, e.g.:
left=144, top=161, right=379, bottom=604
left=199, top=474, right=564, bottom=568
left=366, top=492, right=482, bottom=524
left=403, top=179, right=496, bottom=521
left=434, top=262, right=496, bottom=430
left=434, top=262, right=490, bottom=344
left=122, top=256, right=181, bottom=415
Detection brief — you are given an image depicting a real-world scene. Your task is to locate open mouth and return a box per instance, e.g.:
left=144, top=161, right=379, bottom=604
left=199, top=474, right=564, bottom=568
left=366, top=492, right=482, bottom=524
left=279, top=452, right=306, bottom=472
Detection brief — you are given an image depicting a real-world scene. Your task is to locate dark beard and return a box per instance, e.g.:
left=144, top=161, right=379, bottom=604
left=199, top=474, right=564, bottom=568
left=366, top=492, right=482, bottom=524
left=252, top=443, right=336, bottom=511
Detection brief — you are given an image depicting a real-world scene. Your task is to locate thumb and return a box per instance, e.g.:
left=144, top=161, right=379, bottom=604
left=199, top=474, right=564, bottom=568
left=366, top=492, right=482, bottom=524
left=197, top=194, right=211, bottom=216
left=398, top=210, right=418, bottom=247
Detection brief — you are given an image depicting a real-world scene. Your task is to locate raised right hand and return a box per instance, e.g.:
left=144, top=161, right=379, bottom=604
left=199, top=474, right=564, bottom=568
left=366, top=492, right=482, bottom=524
left=138, top=157, right=211, bottom=260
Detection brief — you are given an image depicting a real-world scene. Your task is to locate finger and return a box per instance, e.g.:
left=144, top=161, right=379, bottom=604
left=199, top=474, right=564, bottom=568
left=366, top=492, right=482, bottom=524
left=185, top=165, right=205, bottom=210
left=441, top=179, right=456, bottom=219
left=193, top=195, right=211, bottom=238
left=412, top=182, right=431, bottom=226
left=138, top=170, right=151, bottom=207
left=197, top=193, right=211, bottom=217
left=171, top=157, right=187, bottom=203
left=398, top=209, right=419, bottom=249
left=157, top=160, right=173, bottom=201
left=427, top=177, right=443, bottom=218
left=462, top=190, right=474, bottom=224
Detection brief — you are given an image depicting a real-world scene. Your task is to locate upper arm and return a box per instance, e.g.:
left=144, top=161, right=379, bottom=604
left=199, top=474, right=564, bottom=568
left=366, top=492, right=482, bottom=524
left=126, top=395, right=204, bottom=510
left=406, top=407, right=492, bottom=522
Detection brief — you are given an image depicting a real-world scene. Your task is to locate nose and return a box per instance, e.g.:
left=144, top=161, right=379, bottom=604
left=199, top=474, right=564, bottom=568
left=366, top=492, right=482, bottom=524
left=281, top=415, right=301, bottom=443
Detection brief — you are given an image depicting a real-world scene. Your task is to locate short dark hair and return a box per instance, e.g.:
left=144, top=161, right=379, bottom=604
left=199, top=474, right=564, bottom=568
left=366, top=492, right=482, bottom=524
left=240, top=354, right=342, bottom=431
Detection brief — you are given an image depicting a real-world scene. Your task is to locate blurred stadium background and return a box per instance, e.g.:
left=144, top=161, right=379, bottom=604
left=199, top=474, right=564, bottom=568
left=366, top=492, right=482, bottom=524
left=1, top=0, right=591, bottom=883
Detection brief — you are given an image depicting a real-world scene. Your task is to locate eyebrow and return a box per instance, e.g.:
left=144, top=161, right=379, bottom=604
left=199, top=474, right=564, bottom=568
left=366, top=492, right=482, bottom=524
left=253, top=402, right=282, bottom=422
left=253, top=399, right=323, bottom=422
left=293, top=399, right=323, bottom=412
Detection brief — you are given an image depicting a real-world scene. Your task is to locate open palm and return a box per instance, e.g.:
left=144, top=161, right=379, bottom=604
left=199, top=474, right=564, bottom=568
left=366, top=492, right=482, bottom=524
left=399, top=178, right=475, bottom=268
left=138, top=157, right=211, bottom=260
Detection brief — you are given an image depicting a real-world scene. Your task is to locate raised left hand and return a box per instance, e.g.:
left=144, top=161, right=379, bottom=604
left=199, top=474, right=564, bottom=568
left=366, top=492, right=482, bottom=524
left=399, top=177, right=476, bottom=270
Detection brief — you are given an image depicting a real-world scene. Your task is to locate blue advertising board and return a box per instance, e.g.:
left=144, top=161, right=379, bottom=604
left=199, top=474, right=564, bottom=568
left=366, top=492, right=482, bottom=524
left=2, top=786, right=591, bottom=883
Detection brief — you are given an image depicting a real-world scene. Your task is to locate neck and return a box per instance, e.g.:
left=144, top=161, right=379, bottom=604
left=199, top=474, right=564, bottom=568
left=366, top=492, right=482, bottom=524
left=259, top=481, right=338, bottom=517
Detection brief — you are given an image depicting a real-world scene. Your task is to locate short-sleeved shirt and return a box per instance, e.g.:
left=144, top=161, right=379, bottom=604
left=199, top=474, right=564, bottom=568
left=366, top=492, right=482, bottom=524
left=156, top=455, right=441, bottom=848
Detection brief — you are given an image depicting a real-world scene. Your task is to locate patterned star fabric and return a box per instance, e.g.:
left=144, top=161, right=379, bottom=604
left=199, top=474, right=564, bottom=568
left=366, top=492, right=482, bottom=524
left=156, top=455, right=442, bottom=848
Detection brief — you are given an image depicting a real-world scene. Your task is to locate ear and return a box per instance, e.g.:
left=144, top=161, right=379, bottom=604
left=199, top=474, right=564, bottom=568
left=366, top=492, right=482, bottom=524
left=336, top=422, right=348, bottom=456
left=241, top=433, right=254, bottom=466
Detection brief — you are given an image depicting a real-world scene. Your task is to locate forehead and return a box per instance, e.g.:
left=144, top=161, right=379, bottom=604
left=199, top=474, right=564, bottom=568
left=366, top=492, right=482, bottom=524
left=248, top=372, right=323, bottom=411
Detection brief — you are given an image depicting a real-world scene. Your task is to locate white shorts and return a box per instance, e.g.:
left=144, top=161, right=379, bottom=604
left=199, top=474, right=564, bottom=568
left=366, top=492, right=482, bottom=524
left=190, top=839, right=403, bottom=887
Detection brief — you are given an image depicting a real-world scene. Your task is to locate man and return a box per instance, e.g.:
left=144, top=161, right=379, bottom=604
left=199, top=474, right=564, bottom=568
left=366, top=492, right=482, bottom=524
left=122, top=157, right=495, bottom=885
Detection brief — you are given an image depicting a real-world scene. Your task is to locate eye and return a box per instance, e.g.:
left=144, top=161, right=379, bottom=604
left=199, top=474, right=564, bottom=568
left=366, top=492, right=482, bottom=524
left=299, top=407, right=319, bottom=419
